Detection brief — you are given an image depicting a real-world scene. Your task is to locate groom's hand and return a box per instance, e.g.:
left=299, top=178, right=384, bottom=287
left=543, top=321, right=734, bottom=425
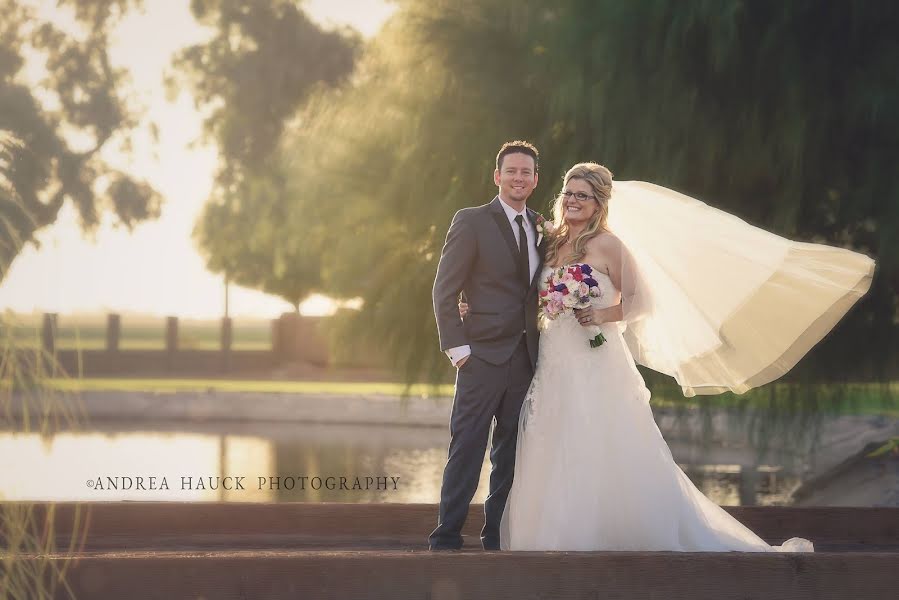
left=456, top=355, right=470, bottom=369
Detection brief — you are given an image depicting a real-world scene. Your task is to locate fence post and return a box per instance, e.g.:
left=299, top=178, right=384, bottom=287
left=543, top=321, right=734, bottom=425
left=41, top=313, right=57, bottom=355
left=271, top=318, right=282, bottom=359
left=739, top=465, right=759, bottom=506
left=273, top=312, right=329, bottom=366
left=275, top=313, right=300, bottom=362
left=221, top=317, right=232, bottom=372
left=166, top=316, right=178, bottom=372
left=106, top=313, right=120, bottom=352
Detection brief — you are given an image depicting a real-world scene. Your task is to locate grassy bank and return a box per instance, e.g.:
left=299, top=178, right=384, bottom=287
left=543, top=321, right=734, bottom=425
left=44, top=377, right=455, bottom=398
left=37, top=378, right=899, bottom=416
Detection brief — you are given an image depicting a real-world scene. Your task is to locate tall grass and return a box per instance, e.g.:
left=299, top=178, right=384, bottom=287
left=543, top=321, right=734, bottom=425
left=1, top=310, right=86, bottom=599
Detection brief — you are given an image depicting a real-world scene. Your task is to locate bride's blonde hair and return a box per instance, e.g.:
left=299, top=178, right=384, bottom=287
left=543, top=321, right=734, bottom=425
left=545, top=162, right=614, bottom=266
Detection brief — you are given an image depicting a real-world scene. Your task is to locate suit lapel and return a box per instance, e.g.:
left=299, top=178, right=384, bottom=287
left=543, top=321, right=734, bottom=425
left=526, top=208, right=538, bottom=241
left=489, top=197, right=519, bottom=268
left=527, top=207, right=545, bottom=293
left=490, top=198, right=544, bottom=295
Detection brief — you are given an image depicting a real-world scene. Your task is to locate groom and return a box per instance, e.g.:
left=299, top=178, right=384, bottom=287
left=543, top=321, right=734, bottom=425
left=429, top=140, right=544, bottom=551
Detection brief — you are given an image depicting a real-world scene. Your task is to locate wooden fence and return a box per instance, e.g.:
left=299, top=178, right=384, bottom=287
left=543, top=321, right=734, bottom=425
left=32, top=312, right=385, bottom=377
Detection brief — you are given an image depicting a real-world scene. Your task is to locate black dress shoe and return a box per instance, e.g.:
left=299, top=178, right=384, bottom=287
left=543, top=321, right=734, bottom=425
left=482, top=540, right=501, bottom=551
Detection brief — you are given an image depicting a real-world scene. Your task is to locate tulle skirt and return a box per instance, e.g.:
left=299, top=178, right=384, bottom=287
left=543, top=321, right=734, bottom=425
left=499, top=314, right=813, bottom=553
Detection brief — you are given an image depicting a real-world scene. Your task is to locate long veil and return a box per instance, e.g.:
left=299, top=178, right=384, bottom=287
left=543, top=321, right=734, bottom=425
left=608, top=181, right=875, bottom=397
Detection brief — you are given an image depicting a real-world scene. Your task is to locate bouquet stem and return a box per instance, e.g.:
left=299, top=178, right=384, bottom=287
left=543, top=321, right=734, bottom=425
left=589, top=328, right=607, bottom=348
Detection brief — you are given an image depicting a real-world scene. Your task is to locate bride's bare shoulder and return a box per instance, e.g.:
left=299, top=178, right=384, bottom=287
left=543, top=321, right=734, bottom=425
left=587, top=231, right=623, bottom=255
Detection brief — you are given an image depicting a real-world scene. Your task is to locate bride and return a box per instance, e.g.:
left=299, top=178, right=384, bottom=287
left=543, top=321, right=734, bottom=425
left=462, top=163, right=874, bottom=552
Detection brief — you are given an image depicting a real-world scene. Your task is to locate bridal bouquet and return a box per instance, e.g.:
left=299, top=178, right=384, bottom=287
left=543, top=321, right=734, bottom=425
left=539, top=263, right=607, bottom=347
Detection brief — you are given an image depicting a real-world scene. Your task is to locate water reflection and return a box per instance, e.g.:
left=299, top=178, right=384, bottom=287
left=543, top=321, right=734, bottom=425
left=0, top=421, right=798, bottom=505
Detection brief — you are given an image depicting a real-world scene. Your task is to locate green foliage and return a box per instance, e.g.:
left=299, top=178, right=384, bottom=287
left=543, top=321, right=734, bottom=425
left=0, top=0, right=162, bottom=282
left=174, top=0, right=360, bottom=307
left=280, top=0, right=554, bottom=381
left=274, top=0, right=897, bottom=383
left=193, top=156, right=327, bottom=308
left=172, top=0, right=359, bottom=170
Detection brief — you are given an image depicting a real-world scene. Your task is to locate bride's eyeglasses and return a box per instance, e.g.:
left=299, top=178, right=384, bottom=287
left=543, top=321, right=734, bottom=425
left=560, top=191, right=596, bottom=202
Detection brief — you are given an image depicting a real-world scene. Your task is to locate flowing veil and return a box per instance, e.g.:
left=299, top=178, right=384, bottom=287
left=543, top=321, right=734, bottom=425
left=608, top=181, right=875, bottom=397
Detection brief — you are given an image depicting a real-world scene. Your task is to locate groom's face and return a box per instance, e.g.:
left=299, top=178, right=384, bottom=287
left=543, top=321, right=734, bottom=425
left=494, top=152, right=538, bottom=205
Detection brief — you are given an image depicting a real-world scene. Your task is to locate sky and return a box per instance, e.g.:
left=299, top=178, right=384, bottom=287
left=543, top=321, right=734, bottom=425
left=0, top=0, right=395, bottom=319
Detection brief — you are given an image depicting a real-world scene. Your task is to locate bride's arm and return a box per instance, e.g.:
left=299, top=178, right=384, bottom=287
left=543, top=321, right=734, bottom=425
left=586, top=234, right=626, bottom=324
left=604, top=234, right=653, bottom=324
left=577, top=233, right=646, bottom=326
left=596, top=303, right=623, bottom=324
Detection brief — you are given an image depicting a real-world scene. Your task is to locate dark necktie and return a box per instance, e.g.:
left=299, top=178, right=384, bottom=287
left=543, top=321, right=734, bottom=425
left=515, top=214, right=530, bottom=289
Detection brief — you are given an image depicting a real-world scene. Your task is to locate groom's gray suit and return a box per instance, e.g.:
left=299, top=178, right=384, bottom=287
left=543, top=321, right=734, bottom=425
left=429, top=196, right=544, bottom=550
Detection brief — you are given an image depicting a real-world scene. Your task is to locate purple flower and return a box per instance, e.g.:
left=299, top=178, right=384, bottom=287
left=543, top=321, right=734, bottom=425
left=553, top=283, right=567, bottom=292
left=580, top=264, right=593, bottom=275
left=583, top=277, right=598, bottom=287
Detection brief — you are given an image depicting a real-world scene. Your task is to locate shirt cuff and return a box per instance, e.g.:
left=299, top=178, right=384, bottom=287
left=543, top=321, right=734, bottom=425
left=445, top=345, right=471, bottom=366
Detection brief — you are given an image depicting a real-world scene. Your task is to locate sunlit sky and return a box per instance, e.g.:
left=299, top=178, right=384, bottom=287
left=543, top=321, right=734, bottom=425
left=0, top=0, right=395, bottom=319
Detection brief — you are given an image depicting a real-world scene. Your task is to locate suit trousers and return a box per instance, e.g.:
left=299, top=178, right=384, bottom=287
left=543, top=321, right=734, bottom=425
left=428, top=336, right=534, bottom=550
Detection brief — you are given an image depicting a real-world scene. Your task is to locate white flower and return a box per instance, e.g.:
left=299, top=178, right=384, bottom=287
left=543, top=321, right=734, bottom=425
left=534, top=213, right=553, bottom=246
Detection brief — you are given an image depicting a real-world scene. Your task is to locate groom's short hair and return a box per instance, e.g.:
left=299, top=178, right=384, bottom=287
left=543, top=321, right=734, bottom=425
left=496, top=140, right=539, bottom=172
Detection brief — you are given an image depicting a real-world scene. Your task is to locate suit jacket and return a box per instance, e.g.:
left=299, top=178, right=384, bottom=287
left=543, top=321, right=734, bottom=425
left=432, top=196, right=545, bottom=369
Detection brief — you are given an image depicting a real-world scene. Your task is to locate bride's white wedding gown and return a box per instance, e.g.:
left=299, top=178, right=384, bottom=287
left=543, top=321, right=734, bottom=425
left=499, top=264, right=814, bottom=552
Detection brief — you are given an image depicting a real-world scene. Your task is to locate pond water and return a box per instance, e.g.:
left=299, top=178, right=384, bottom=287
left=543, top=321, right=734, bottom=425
left=1, top=420, right=800, bottom=505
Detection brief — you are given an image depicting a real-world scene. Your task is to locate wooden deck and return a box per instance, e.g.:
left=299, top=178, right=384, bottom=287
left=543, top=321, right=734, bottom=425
left=4, top=502, right=899, bottom=599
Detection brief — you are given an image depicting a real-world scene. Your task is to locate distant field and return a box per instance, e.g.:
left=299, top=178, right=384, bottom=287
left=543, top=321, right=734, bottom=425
left=1, top=313, right=273, bottom=351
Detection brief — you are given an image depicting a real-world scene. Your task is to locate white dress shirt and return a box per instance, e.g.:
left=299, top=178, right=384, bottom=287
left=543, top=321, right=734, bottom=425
left=446, top=196, right=538, bottom=366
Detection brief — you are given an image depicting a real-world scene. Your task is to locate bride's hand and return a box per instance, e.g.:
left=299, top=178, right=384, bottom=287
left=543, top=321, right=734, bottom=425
left=459, top=301, right=470, bottom=318
left=574, top=306, right=602, bottom=326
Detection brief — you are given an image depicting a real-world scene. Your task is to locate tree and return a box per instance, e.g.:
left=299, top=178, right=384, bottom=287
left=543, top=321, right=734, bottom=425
left=0, top=0, right=162, bottom=281
left=170, top=0, right=359, bottom=308
left=280, top=0, right=897, bottom=382
left=193, top=156, right=323, bottom=310
left=280, top=0, right=555, bottom=380
left=531, top=0, right=898, bottom=379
